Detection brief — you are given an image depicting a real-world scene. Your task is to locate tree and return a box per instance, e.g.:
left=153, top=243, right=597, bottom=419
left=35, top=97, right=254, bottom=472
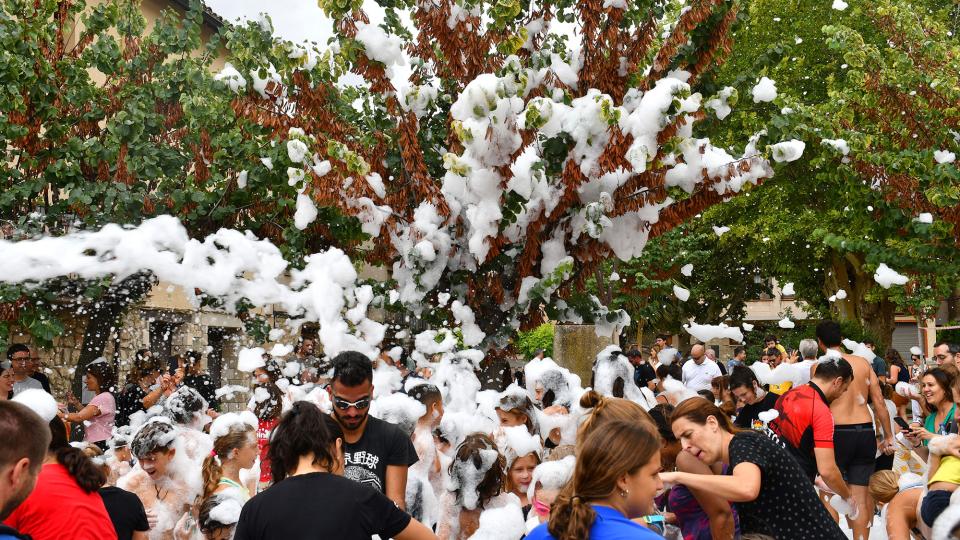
left=222, top=0, right=806, bottom=355
left=587, top=222, right=769, bottom=344
left=2, top=0, right=807, bottom=374
left=0, top=0, right=363, bottom=392
left=687, top=0, right=960, bottom=348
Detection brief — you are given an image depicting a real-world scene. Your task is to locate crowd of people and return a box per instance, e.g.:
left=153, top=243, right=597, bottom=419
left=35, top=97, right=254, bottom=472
left=2, top=326, right=960, bottom=539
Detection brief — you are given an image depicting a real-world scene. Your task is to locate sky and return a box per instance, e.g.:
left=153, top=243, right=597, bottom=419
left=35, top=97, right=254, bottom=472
left=205, top=0, right=375, bottom=45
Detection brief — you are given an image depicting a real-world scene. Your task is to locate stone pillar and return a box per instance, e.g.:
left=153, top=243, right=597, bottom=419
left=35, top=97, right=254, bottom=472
left=553, top=324, right=616, bottom=384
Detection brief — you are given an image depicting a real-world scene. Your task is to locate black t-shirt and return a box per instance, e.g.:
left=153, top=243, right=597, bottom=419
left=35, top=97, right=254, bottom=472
left=183, top=373, right=220, bottom=411
left=99, top=486, right=149, bottom=540
left=234, top=472, right=411, bottom=540
left=733, top=391, right=779, bottom=429
left=115, top=383, right=148, bottom=427
left=342, top=416, right=418, bottom=493
left=633, top=362, right=657, bottom=389
left=728, top=431, right=846, bottom=539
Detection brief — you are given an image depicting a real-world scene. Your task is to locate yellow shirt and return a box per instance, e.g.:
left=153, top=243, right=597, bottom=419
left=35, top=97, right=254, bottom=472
left=769, top=381, right=793, bottom=395
left=930, top=455, right=960, bottom=485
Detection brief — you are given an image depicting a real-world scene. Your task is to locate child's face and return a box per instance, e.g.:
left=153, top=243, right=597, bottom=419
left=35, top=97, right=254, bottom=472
left=115, top=446, right=132, bottom=463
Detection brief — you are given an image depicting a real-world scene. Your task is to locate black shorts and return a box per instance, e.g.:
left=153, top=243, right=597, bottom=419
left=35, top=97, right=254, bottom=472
left=921, top=489, right=953, bottom=526
left=834, top=422, right=876, bottom=486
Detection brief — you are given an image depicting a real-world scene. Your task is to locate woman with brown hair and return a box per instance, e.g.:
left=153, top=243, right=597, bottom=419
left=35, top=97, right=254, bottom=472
left=249, top=356, right=284, bottom=487
left=661, top=398, right=845, bottom=539
left=62, top=359, right=117, bottom=448
left=711, top=376, right=736, bottom=416
left=233, top=401, right=435, bottom=540
left=201, top=420, right=258, bottom=502
left=575, top=389, right=654, bottom=448
left=526, top=420, right=663, bottom=540
left=437, top=432, right=508, bottom=539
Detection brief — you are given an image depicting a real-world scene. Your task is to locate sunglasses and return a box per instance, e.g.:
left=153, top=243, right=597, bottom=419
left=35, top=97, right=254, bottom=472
left=334, top=396, right=371, bottom=410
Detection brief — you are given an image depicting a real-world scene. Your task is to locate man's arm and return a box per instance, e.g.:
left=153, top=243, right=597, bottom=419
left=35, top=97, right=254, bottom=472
left=385, top=464, right=409, bottom=510
left=814, top=447, right=852, bottom=499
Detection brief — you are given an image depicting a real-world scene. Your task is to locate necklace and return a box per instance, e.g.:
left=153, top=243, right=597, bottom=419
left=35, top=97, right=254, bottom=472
left=154, top=483, right=167, bottom=501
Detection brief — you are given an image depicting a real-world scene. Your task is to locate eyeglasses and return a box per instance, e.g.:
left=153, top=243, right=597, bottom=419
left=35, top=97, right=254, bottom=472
left=333, top=396, right=371, bottom=410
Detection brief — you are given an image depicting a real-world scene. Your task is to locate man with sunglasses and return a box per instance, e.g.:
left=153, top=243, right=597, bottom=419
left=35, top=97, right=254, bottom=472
left=328, top=351, right=418, bottom=510
left=934, top=341, right=960, bottom=367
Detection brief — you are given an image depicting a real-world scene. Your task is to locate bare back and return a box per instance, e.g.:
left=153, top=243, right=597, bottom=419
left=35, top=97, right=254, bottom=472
left=830, top=353, right=876, bottom=425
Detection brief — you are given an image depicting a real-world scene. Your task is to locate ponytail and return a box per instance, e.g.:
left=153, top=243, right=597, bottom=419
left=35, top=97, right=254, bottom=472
left=201, top=454, right=223, bottom=500
left=46, top=416, right=106, bottom=492
left=549, top=420, right=660, bottom=540
left=547, top=484, right=596, bottom=540
left=202, top=422, right=255, bottom=499
left=56, top=446, right=106, bottom=493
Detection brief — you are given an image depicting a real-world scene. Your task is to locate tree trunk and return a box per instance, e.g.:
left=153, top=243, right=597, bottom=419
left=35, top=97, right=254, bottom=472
left=948, top=286, right=960, bottom=322
left=72, top=272, right=155, bottom=396
left=825, top=250, right=896, bottom=350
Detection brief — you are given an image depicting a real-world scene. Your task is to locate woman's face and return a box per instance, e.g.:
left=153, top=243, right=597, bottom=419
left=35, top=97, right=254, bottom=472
left=922, top=374, right=948, bottom=406
left=621, top=450, right=663, bottom=518
left=731, top=384, right=758, bottom=407
left=496, top=408, right=527, bottom=428
left=231, top=432, right=260, bottom=470
left=672, top=416, right=724, bottom=464
left=85, top=372, right=99, bottom=392
left=508, top=454, right=538, bottom=497
left=0, top=369, right=14, bottom=395
left=253, top=368, right=271, bottom=385
left=140, top=369, right=161, bottom=387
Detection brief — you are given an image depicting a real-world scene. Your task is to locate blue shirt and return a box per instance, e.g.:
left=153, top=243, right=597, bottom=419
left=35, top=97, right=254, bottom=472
left=526, top=505, right=662, bottom=540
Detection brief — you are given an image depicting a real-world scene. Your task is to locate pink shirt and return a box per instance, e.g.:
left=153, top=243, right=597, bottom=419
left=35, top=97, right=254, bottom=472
left=86, top=392, right=116, bottom=443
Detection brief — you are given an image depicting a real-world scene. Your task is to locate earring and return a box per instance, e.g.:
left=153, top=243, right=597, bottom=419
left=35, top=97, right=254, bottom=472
left=620, top=489, right=629, bottom=498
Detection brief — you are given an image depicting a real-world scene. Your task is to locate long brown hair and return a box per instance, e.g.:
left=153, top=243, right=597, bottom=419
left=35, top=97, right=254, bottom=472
left=670, top=397, right=741, bottom=434
left=449, top=433, right=505, bottom=510
left=201, top=423, right=255, bottom=499
left=548, top=420, right=660, bottom=540
left=576, top=390, right=655, bottom=448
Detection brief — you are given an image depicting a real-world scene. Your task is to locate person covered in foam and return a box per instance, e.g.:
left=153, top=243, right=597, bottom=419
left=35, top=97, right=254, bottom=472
left=118, top=418, right=201, bottom=540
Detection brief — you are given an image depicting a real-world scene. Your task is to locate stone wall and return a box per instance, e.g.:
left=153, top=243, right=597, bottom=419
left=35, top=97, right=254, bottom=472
left=6, top=303, right=286, bottom=412
left=552, top=324, right=616, bottom=383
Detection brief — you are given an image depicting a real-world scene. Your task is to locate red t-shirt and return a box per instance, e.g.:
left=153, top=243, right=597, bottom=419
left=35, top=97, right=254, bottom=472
left=4, top=462, right=117, bottom=539
left=258, top=417, right=280, bottom=483
left=769, top=382, right=834, bottom=480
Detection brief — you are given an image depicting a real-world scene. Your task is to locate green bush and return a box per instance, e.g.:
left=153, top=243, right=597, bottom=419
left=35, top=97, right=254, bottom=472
left=517, top=323, right=554, bottom=359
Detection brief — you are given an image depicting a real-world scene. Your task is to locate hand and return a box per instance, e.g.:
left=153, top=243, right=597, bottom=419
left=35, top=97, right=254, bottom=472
left=910, top=425, right=935, bottom=442
left=173, top=513, right=195, bottom=540
left=845, top=497, right=860, bottom=521
left=788, top=349, right=799, bottom=364
left=145, top=508, right=158, bottom=529
left=659, top=471, right=681, bottom=487
left=881, top=437, right=895, bottom=455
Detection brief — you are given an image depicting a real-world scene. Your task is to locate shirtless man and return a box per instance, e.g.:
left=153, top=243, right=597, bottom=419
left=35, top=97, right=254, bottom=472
left=816, top=320, right=894, bottom=540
